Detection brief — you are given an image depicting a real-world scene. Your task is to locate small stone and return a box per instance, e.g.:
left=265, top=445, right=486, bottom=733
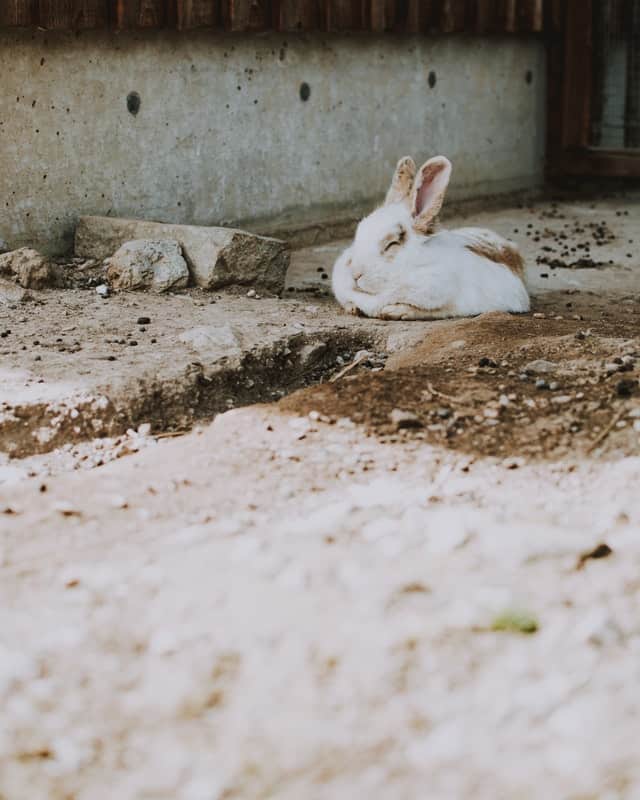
left=502, top=456, right=525, bottom=469
left=96, top=284, right=110, bottom=298
left=53, top=501, right=82, bottom=517
left=478, top=357, right=497, bottom=368
left=246, top=288, right=257, bottom=298
left=389, top=408, right=423, bottom=430
left=137, top=422, right=152, bottom=436
left=106, top=239, right=189, bottom=293
left=137, top=316, right=151, bottom=325
left=535, top=378, right=548, bottom=390
left=551, top=395, right=572, bottom=404
left=525, top=359, right=557, bottom=374
left=549, top=381, right=559, bottom=391
left=616, top=378, right=638, bottom=397
left=0, top=278, right=31, bottom=305
left=0, top=247, right=56, bottom=288
left=532, top=312, right=545, bottom=319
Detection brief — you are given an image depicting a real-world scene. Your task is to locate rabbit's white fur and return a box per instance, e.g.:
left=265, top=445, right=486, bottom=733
left=332, top=155, right=529, bottom=320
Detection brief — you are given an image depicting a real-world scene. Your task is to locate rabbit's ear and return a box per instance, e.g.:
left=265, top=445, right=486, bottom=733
left=411, top=156, right=452, bottom=232
left=384, top=156, right=416, bottom=205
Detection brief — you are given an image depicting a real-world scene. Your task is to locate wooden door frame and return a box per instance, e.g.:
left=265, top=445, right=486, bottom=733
left=547, top=0, right=640, bottom=177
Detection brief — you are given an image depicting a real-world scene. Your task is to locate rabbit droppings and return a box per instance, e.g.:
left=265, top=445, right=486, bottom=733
left=332, top=155, right=530, bottom=320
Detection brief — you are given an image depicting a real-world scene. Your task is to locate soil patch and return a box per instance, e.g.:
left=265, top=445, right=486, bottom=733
left=280, top=294, right=640, bottom=460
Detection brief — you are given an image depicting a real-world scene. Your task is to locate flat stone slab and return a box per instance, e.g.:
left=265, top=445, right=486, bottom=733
left=75, top=216, right=290, bottom=294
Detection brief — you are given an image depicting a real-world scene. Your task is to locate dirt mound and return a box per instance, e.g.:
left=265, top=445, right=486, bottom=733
left=280, top=296, right=640, bottom=461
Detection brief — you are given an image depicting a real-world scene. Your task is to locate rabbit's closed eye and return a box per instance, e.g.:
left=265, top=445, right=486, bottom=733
left=381, top=226, right=407, bottom=254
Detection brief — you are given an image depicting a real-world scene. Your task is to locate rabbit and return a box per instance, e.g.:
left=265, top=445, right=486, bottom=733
left=332, top=155, right=530, bottom=320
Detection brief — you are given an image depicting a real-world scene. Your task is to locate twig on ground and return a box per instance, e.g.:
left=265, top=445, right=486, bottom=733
left=426, top=381, right=464, bottom=405
left=587, top=404, right=627, bottom=453
left=330, top=353, right=369, bottom=383
left=155, top=430, right=189, bottom=440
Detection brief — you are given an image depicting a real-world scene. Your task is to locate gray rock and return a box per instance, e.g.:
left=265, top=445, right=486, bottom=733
left=0, top=278, right=32, bottom=305
left=389, top=408, right=423, bottom=430
left=76, top=216, right=290, bottom=294
left=0, top=248, right=55, bottom=289
left=179, top=325, right=242, bottom=357
left=105, top=240, right=189, bottom=293
left=0, top=238, right=9, bottom=255
left=525, top=359, right=558, bottom=375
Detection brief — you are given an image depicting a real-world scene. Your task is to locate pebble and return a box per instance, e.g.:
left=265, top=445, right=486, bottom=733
left=52, top=501, right=82, bottom=517
left=95, top=284, right=110, bottom=298
left=616, top=379, right=638, bottom=397
left=389, top=409, right=423, bottom=430
left=137, top=316, right=151, bottom=325
left=525, top=359, right=558, bottom=374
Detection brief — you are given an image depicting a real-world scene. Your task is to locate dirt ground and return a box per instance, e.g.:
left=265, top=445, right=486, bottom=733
left=1, top=197, right=640, bottom=799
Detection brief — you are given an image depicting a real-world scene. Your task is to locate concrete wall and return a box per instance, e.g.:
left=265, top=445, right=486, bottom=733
left=0, top=30, right=546, bottom=253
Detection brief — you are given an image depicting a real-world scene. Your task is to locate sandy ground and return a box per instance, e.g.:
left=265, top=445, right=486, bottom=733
left=1, top=196, right=640, bottom=799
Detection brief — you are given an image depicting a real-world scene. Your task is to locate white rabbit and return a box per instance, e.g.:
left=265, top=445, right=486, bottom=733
left=332, top=155, right=529, bottom=320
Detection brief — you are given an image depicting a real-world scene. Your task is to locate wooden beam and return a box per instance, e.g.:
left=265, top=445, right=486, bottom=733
left=274, top=0, right=322, bottom=31
left=324, top=0, right=366, bottom=31
left=0, top=0, right=38, bottom=25
left=38, top=0, right=108, bottom=28
left=177, top=0, right=219, bottom=28
left=561, top=0, right=593, bottom=149
left=549, top=149, right=640, bottom=178
left=223, top=0, right=271, bottom=30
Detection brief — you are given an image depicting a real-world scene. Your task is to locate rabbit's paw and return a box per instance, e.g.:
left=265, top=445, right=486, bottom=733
left=343, top=302, right=364, bottom=317
left=378, top=303, right=425, bottom=321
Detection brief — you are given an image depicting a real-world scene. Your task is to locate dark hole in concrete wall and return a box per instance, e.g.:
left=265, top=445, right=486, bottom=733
left=299, top=82, right=311, bottom=102
left=526, top=70, right=533, bottom=84
left=428, top=71, right=437, bottom=88
left=127, top=92, right=141, bottom=116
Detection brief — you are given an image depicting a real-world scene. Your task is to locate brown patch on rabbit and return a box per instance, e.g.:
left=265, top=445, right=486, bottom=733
left=465, top=242, right=525, bottom=279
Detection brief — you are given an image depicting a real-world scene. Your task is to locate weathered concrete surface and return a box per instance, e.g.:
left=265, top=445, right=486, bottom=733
left=77, top=216, right=290, bottom=293
left=0, top=289, right=391, bottom=458
left=106, top=239, right=189, bottom=292
left=1, top=30, right=545, bottom=253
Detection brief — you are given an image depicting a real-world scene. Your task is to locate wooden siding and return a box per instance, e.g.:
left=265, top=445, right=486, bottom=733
left=0, top=0, right=549, bottom=32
